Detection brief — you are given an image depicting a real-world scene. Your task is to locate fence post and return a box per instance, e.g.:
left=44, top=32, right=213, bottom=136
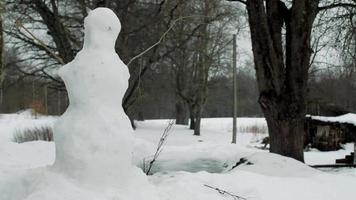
left=232, top=34, right=237, bottom=144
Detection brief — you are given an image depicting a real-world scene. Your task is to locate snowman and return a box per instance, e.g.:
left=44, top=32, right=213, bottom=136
left=53, top=7, right=134, bottom=186
left=0, top=8, right=160, bottom=200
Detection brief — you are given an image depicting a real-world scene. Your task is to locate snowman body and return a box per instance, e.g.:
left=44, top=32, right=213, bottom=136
left=53, top=8, right=133, bottom=185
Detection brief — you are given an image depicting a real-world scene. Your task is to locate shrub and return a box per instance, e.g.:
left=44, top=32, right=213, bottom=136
left=237, top=123, right=268, bottom=134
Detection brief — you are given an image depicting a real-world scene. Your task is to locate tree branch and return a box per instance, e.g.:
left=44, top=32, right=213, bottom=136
left=204, top=184, right=247, bottom=200
left=127, top=15, right=206, bottom=66
left=16, top=21, right=65, bottom=65
left=144, top=119, right=174, bottom=175
left=318, top=3, right=356, bottom=11
left=226, top=0, right=247, bottom=5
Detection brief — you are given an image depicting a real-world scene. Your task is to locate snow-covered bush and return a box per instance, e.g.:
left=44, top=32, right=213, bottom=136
left=12, top=126, right=53, bottom=143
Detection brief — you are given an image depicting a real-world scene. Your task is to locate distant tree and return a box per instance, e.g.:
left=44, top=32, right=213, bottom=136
left=205, top=69, right=262, bottom=118
left=308, top=69, right=356, bottom=115
left=228, top=0, right=356, bottom=162
left=167, top=0, right=240, bottom=135
left=0, top=2, right=4, bottom=105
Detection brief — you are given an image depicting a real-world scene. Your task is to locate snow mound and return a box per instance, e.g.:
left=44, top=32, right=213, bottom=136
left=151, top=152, right=356, bottom=200
left=231, top=152, right=319, bottom=177
left=0, top=141, right=54, bottom=170
left=0, top=168, right=158, bottom=200
left=0, top=113, right=56, bottom=143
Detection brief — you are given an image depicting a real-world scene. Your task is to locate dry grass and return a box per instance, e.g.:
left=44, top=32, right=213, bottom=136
left=12, top=126, right=53, bottom=143
left=237, top=123, right=268, bottom=134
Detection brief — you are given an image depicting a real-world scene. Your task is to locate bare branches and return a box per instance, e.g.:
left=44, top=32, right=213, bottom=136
left=226, top=0, right=247, bottom=5
left=31, top=0, right=74, bottom=63
left=16, top=21, right=65, bottom=65
left=0, top=1, right=4, bottom=86
left=127, top=15, right=206, bottom=66
left=318, top=2, right=356, bottom=11
left=0, top=2, right=4, bottom=105
left=204, top=184, right=247, bottom=200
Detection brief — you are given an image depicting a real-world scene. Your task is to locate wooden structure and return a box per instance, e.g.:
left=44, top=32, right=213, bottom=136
left=310, top=152, right=356, bottom=168
left=336, top=152, right=354, bottom=164
left=305, top=114, right=356, bottom=151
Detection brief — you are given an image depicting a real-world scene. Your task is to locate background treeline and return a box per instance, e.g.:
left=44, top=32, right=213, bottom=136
left=3, top=61, right=356, bottom=119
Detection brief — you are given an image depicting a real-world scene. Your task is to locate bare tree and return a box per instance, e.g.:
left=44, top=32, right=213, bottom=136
left=228, top=0, right=355, bottom=161
left=0, top=2, right=4, bottom=105
left=168, top=0, right=240, bottom=135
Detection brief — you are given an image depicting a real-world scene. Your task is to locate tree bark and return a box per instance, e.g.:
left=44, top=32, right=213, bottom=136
left=264, top=105, right=305, bottom=162
left=175, top=100, right=188, bottom=125
left=354, top=136, right=356, bottom=165
left=192, top=0, right=210, bottom=136
left=0, top=4, right=3, bottom=106
left=194, top=104, right=203, bottom=136
left=188, top=103, right=196, bottom=130
left=190, top=117, right=195, bottom=129
left=0, top=4, right=3, bottom=75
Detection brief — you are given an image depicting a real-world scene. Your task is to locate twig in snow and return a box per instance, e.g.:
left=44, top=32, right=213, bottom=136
left=145, top=119, right=175, bottom=175
left=204, top=184, right=247, bottom=200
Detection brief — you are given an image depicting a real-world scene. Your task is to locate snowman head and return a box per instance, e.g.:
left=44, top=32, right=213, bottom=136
left=83, top=7, right=121, bottom=51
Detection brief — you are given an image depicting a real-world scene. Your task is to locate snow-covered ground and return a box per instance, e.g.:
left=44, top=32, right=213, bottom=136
left=1, top=112, right=356, bottom=200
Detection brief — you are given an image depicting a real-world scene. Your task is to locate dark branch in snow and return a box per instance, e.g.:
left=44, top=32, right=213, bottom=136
left=144, top=119, right=174, bottom=175
left=229, top=158, right=254, bottom=171
left=204, top=184, right=247, bottom=200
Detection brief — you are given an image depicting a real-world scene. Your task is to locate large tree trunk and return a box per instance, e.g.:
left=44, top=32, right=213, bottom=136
left=176, top=100, right=188, bottom=125
left=264, top=104, right=305, bottom=161
left=191, top=0, right=210, bottom=136
left=268, top=118, right=305, bottom=162
left=245, top=0, right=319, bottom=162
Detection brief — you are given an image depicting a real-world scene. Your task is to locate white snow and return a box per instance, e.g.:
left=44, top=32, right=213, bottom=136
left=305, top=143, right=355, bottom=165
left=1, top=115, right=356, bottom=200
left=0, top=141, right=54, bottom=170
left=0, top=110, right=56, bottom=143
left=310, top=113, right=356, bottom=126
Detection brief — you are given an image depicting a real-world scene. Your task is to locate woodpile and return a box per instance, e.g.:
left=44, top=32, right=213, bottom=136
left=305, top=116, right=355, bottom=151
